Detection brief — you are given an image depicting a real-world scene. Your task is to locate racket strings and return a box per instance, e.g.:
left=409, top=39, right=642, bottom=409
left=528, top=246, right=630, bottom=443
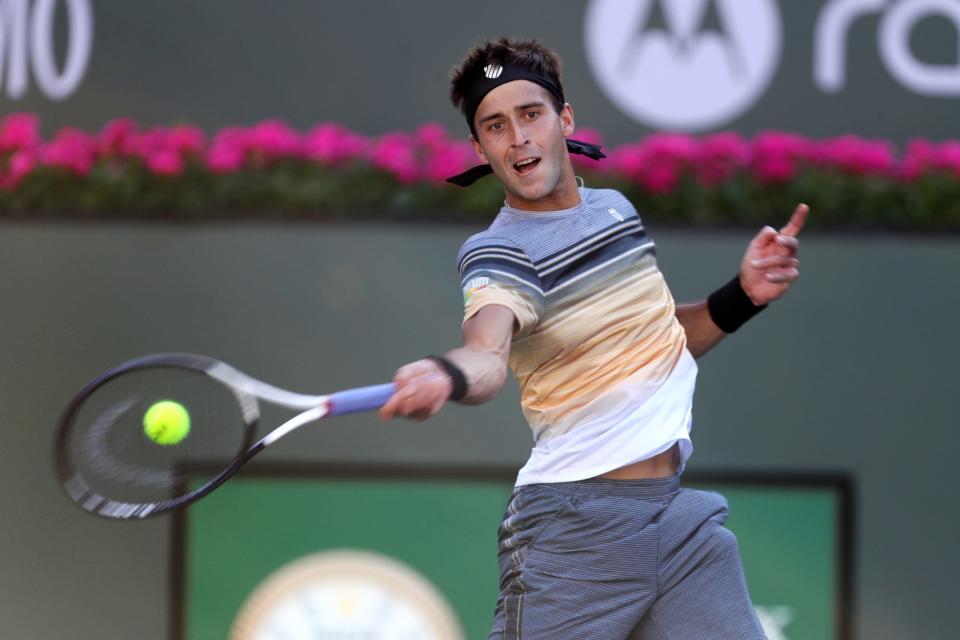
left=63, top=367, right=254, bottom=505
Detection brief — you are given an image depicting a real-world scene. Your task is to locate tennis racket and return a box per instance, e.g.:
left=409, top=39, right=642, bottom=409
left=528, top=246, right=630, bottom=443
left=54, top=353, right=395, bottom=520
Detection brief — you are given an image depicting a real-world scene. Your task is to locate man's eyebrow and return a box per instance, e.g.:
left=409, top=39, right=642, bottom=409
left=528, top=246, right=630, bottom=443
left=516, top=101, right=546, bottom=111
left=477, top=111, right=505, bottom=126
left=477, top=101, right=547, bottom=126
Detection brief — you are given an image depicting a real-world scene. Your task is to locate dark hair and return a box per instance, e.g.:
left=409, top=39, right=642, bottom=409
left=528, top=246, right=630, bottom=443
left=449, top=37, right=565, bottom=121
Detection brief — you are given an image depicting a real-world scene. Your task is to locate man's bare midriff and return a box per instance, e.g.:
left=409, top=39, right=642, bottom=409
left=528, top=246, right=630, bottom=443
left=597, top=443, right=679, bottom=480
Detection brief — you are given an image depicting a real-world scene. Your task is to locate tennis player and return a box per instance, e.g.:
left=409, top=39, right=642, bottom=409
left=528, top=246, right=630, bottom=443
left=380, top=37, right=805, bottom=639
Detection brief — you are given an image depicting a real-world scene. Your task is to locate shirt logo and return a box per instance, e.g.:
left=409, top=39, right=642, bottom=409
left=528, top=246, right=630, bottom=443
left=584, top=0, right=782, bottom=131
left=484, top=64, right=504, bottom=79
left=463, top=277, right=490, bottom=304
left=608, top=208, right=624, bottom=221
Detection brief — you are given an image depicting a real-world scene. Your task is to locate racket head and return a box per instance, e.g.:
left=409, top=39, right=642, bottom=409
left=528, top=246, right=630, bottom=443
left=54, top=353, right=260, bottom=519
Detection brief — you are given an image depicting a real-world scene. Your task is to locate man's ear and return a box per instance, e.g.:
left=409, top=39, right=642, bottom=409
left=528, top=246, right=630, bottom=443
left=470, top=135, right=489, bottom=164
left=560, top=103, right=575, bottom=138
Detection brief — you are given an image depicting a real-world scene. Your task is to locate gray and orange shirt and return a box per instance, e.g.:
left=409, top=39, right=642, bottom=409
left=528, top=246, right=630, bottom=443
left=457, top=187, right=697, bottom=486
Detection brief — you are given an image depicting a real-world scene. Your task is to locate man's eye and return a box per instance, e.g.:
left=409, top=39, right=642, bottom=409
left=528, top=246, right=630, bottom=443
left=525, top=111, right=539, bottom=119
left=490, top=122, right=504, bottom=131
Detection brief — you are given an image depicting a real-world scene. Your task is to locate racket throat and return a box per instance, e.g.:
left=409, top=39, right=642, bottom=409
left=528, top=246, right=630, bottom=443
left=259, top=404, right=329, bottom=447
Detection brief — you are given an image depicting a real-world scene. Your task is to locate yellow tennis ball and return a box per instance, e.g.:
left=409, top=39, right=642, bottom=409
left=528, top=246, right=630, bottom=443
left=143, top=400, right=191, bottom=445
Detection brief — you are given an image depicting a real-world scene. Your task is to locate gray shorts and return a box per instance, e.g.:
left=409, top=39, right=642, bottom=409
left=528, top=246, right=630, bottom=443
left=488, top=475, right=767, bottom=639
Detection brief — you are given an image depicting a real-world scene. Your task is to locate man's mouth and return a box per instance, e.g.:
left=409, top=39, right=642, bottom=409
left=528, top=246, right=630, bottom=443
left=513, top=157, right=541, bottom=175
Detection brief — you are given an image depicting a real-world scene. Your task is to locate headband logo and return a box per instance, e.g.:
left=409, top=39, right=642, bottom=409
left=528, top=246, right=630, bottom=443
left=483, top=64, right=504, bottom=79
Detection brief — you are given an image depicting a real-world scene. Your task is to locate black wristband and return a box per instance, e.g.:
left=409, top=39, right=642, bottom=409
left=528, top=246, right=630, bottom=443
left=706, top=276, right=766, bottom=333
left=426, top=355, right=468, bottom=402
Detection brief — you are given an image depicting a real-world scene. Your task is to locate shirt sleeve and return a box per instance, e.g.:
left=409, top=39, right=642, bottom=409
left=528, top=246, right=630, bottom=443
left=457, top=237, right=544, bottom=337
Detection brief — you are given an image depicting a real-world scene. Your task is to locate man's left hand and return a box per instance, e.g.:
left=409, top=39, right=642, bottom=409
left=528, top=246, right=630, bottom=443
left=740, top=203, right=808, bottom=306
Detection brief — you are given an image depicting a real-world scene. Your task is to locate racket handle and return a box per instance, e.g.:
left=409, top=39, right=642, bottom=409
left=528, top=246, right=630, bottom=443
left=328, top=383, right=396, bottom=416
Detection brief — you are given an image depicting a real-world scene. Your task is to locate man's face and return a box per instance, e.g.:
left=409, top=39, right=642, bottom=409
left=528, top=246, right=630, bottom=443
left=471, top=80, right=578, bottom=211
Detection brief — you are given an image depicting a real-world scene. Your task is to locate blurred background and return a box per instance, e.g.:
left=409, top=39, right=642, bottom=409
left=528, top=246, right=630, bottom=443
left=1, top=1, right=957, bottom=638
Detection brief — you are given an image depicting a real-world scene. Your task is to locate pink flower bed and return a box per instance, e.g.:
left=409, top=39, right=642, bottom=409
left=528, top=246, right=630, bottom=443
left=3, top=114, right=958, bottom=193
left=0, top=114, right=487, bottom=189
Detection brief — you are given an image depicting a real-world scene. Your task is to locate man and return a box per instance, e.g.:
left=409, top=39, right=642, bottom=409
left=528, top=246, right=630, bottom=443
left=379, top=37, right=805, bottom=639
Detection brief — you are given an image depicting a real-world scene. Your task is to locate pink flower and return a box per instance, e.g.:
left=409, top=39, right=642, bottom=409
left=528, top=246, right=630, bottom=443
left=755, top=156, right=796, bottom=183
left=146, top=149, right=185, bottom=176
left=609, top=144, right=646, bottom=179
left=206, top=143, right=245, bottom=174
left=99, top=118, right=139, bottom=156
left=120, top=124, right=207, bottom=174
left=751, top=131, right=815, bottom=184
left=304, top=123, right=368, bottom=165
left=610, top=133, right=697, bottom=194
left=247, top=120, right=303, bottom=161
left=935, top=141, right=960, bottom=177
left=0, top=113, right=41, bottom=153
left=818, top=135, right=895, bottom=176
left=0, top=149, right=38, bottom=190
left=646, top=133, right=699, bottom=160
left=370, top=133, right=419, bottom=184
left=899, top=139, right=960, bottom=180
left=901, top=139, right=937, bottom=180
left=423, top=140, right=475, bottom=183
left=9, top=149, right=37, bottom=181
left=206, top=127, right=248, bottom=173
left=643, top=162, right=683, bottom=194
left=696, top=132, right=749, bottom=185
left=40, top=128, right=98, bottom=176
left=414, top=123, right=451, bottom=152
left=165, top=125, right=206, bottom=156
left=129, top=128, right=168, bottom=160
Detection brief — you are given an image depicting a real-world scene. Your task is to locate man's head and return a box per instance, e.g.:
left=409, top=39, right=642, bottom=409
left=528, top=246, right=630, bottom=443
left=449, top=38, right=580, bottom=211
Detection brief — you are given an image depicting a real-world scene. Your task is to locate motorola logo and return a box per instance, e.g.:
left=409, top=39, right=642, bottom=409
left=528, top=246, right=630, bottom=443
left=584, top=0, right=782, bottom=131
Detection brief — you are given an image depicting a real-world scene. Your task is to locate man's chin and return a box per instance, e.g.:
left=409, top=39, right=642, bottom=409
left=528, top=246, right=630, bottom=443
left=508, top=192, right=547, bottom=208
left=506, top=179, right=551, bottom=204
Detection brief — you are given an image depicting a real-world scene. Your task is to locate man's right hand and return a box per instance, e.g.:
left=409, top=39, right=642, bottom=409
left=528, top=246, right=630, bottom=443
left=378, top=359, right=453, bottom=422
left=378, top=304, right=516, bottom=422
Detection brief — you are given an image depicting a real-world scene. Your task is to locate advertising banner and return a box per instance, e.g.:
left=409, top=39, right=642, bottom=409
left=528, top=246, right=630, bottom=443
left=3, top=1, right=958, bottom=143
left=178, top=469, right=851, bottom=640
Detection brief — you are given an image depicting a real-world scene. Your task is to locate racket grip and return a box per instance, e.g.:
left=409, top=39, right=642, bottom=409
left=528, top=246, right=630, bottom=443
left=328, top=383, right=396, bottom=416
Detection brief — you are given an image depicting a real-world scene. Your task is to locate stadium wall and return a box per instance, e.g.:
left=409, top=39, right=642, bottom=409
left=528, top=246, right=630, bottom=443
left=0, top=222, right=954, bottom=639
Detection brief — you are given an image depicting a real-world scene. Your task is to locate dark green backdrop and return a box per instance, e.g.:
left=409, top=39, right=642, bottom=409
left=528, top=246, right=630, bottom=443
left=1, top=222, right=955, bottom=639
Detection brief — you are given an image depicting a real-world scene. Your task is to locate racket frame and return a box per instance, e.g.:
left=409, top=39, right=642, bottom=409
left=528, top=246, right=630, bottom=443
left=54, top=353, right=392, bottom=520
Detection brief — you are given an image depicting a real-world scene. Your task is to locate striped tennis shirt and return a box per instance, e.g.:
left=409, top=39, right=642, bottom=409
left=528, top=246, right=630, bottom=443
left=457, top=187, right=697, bottom=485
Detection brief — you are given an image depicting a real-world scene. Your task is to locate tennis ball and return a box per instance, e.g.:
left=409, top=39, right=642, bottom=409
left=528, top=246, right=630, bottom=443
left=143, top=400, right=191, bottom=445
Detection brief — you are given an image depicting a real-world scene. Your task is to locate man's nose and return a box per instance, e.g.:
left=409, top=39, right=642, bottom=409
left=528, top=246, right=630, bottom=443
left=509, top=120, right=529, bottom=147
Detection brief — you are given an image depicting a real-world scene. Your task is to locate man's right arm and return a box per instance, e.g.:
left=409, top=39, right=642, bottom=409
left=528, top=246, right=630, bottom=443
left=378, top=304, right=515, bottom=421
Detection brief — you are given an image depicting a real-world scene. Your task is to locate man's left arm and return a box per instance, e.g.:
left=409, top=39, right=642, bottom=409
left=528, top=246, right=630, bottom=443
left=677, top=204, right=808, bottom=358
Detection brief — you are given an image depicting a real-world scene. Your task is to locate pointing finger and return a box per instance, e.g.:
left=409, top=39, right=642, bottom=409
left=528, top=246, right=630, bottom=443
left=780, top=203, right=809, bottom=237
